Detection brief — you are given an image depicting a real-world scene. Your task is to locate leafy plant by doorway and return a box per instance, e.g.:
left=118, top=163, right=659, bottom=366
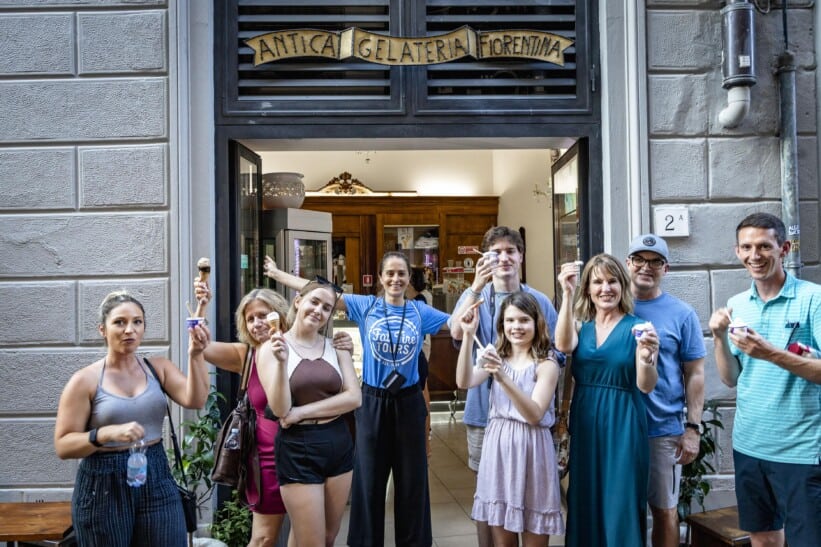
left=210, top=489, right=253, bottom=547
left=169, top=385, right=225, bottom=515
left=677, top=403, right=724, bottom=523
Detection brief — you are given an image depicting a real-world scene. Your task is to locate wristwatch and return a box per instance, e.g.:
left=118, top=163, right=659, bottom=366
left=684, top=422, right=703, bottom=434
left=88, top=428, right=103, bottom=447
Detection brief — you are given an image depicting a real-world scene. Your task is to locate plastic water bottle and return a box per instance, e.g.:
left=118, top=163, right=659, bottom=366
left=224, top=427, right=240, bottom=450
left=126, top=440, right=148, bottom=487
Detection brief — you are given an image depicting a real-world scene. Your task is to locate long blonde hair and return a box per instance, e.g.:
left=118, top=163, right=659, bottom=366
left=235, top=288, right=289, bottom=345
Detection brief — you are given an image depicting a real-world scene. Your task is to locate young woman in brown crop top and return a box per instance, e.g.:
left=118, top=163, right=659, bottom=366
left=256, top=279, right=361, bottom=547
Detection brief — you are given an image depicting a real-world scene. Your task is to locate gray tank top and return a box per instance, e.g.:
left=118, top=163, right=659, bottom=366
left=87, top=359, right=167, bottom=447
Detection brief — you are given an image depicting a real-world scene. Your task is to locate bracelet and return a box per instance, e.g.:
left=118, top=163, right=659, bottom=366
left=468, top=288, right=482, bottom=299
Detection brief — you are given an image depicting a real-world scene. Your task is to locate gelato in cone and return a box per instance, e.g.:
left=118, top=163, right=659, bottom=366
left=266, top=311, right=280, bottom=333
left=197, top=257, right=211, bottom=284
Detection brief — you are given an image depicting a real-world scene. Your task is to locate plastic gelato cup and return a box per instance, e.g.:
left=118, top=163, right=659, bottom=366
left=477, top=344, right=496, bottom=366
left=185, top=317, right=205, bottom=329
left=483, top=251, right=499, bottom=267
left=632, top=322, right=653, bottom=339
left=729, top=318, right=748, bottom=334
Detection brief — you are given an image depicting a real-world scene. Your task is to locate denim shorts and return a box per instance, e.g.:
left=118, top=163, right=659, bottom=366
left=274, top=417, right=354, bottom=485
left=734, top=449, right=821, bottom=544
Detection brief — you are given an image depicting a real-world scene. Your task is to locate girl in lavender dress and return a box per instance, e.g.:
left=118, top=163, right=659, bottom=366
left=456, top=292, right=564, bottom=547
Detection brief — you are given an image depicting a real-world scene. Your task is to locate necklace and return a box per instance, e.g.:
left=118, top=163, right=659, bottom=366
left=286, top=333, right=321, bottom=350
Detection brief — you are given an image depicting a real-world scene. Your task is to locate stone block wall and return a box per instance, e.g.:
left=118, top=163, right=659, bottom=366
left=646, top=0, right=820, bottom=508
left=0, top=0, right=171, bottom=502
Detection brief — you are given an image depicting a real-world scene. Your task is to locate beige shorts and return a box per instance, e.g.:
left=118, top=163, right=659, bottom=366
left=466, top=425, right=486, bottom=472
left=648, top=435, right=682, bottom=509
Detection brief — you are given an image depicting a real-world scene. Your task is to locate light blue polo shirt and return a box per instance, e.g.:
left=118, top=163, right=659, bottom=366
left=727, top=273, right=821, bottom=465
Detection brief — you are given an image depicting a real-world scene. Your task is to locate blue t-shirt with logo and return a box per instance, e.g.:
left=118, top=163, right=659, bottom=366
left=344, top=294, right=449, bottom=389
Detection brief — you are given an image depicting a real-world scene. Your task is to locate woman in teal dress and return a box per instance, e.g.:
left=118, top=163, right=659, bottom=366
left=555, top=253, right=659, bottom=547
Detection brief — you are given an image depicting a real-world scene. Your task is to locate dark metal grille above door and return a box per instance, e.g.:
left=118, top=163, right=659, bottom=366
left=218, top=0, right=591, bottom=120
left=419, top=0, right=586, bottom=114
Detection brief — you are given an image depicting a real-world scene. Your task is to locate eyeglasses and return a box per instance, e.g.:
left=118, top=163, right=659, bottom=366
left=315, top=275, right=344, bottom=294
left=630, top=255, right=666, bottom=270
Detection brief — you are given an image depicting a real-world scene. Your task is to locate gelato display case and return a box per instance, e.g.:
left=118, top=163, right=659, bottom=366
left=383, top=224, right=440, bottom=285
left=441, top=265, right=470, bottom=313
left=263, top=208, right=332, bottom=302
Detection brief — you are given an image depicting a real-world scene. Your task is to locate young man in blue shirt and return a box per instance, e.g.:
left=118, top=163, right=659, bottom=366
left=709, top=212, right=821, bottom=547
left=449, top=226, right=559, bottom=547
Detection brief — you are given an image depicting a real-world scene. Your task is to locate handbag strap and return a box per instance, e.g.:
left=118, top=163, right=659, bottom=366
left=559, top=359, right=573, bottom=415
left=143, top=357, right=190, bottom=489
left=238, top=345, right=253, bottom=395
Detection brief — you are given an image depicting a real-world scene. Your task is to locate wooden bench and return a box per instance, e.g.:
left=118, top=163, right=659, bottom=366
left=0, top=501, right=72, bottom=546
left=685, top=506, right=751, bottom=547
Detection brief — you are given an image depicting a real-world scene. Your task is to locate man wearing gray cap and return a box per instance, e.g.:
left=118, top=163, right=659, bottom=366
left=626, top=234, right=706, bottom=547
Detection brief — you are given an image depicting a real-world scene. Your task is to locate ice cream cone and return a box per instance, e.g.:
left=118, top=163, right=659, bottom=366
left=197, top=257, right=211, bottom=284
left=195, top=257, right=211, bottom=317
left=266, top=311, right=280, bottom=333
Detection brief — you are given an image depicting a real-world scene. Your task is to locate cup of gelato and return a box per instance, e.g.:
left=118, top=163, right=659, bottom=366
left=185, top=317, right=205, bottom=329
left=728, top=318, right=748, bottom=334
left=483, top=251, right=499, bottom=267
left=477, top=343, right=497, bottom=366
left=632, top=321, right=654, bottom=340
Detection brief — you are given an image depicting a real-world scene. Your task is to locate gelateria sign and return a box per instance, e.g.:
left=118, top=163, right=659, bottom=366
left=245, top=26, right=573, bottom=67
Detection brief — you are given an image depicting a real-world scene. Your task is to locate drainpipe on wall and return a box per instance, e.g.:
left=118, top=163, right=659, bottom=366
left=719, top=0, right=757, bottom=128
left=778, top=50, right=802, bottom=278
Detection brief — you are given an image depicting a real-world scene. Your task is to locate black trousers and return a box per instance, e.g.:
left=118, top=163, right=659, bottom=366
left=347, top=384, right=431, bottom=547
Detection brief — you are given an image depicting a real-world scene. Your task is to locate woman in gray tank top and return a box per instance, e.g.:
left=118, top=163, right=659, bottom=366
left=54, top=290, right=210, bottom=547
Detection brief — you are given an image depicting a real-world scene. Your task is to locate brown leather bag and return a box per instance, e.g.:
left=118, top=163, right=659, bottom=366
left=211, top=347, right=259, bottom=505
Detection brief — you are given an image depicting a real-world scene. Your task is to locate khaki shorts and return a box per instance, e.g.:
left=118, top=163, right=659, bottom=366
left=648, top=435, right=682, bottom=509
left=466, top=425, right=486, bottom=472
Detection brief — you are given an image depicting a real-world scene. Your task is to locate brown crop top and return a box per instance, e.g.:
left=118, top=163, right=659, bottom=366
left=286, top=338, right=343, bottom=407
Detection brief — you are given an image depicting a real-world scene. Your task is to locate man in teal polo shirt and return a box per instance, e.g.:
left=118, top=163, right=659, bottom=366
left=709, top=212, right=821, bottom=547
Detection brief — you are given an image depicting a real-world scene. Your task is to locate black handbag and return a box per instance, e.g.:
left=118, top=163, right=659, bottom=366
left=211, top=346, right=260, bottom=506
left=143, top=358, right=198, bottom=534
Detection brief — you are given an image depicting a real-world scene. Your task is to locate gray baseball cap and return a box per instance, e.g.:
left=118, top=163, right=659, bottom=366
left=628, top=234, right=669, bottom=261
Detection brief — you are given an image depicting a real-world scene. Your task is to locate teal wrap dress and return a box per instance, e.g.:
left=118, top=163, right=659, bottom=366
left=565, top=314, right=649, bottom=547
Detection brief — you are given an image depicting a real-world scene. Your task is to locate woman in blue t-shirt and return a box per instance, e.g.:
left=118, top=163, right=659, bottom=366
left=265, top=252, right=449, bottom=547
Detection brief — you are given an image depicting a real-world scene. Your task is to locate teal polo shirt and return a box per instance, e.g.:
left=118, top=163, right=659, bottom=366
left=727, top=273, right=821, bottom=465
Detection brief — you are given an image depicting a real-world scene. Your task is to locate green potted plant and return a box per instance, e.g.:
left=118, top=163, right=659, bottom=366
left=170, top=385, right=224, bottom=526
left=210, top=490, right=253, bottom=547
left=678, top=403, right=724, bottom=545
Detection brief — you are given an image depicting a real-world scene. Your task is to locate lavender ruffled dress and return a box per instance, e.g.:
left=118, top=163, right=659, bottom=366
left=471, top=360, right=565, bottom=535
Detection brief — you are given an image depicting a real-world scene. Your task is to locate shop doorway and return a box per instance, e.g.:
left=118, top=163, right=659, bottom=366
left=215, top=136, right=593, bottom=544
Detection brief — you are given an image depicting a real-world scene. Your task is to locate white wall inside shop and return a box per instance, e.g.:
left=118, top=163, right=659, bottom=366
left=492, top=150, right=556, bottom=298
left=260, top=149, right=496, bottom=195
left=260, top=149, right=558, bottom=297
